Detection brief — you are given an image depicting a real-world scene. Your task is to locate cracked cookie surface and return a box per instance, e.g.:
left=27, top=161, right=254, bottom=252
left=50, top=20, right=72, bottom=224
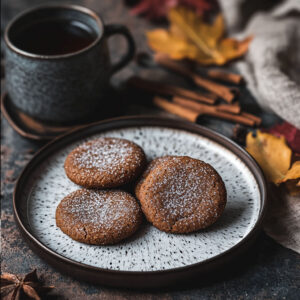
left=56, top=189, right=142, bottom=245
left=135, top=156, right=227, bottom=233
left=64, top=137, right=146, bottom=188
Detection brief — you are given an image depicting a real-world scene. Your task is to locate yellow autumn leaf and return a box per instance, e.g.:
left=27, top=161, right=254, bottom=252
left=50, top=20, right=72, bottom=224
left=278, top=161, right=300, bottom=183
left=147, top=6, right=252, bottom=65
left=246, top=130, right=292, bottom=184
left=280, top=161, right=300, bottom=195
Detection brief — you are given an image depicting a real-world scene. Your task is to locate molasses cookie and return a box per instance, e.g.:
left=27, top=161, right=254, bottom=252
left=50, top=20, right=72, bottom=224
left=135, top=156, right=170, bottom=196
left=56, top=189, right=142, bottom=245
left=64, top=138, right=146, bottom=188
left=135, top=156, right=226, bottom=233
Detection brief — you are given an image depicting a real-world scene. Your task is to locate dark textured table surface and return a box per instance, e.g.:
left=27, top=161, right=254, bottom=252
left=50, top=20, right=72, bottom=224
left=1, top=0, right=300, bottom=299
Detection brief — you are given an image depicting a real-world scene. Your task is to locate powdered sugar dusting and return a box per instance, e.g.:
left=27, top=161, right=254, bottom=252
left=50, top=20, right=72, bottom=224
left=73, top=138, right=141, bottom=172
left=65, top=138, right=145, bottom=188
left=58, top=189, right=138, bottom=228
left=138, top=156, right=224, bottom=232
left=150, top=157, right=220, bottom=217
left=25, top=126, right=261, bottom=271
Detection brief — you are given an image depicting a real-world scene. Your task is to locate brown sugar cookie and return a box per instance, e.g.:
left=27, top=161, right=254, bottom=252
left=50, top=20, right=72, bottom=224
left=135, top=156, right=227, bottom=233
left=135, top=156, right=171, bottom=196
left=64, top=138, right=146, bottom=188
left=56, top=189, right=142, bottom=245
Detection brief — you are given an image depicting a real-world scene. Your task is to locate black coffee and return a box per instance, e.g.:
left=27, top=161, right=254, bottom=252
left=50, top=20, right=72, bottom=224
left=12, top=19, right=97, bottom=55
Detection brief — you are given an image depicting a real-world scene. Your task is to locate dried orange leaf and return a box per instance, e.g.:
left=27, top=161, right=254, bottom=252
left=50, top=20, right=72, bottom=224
left=147, top=6, right=252, bottom=65
left=218, top=36, right=253, bottom=62
left=147, top=29, right=200, bottom=60
left=278, top=161, right=300, bottom=183
left=246, top=130, right=292, bottom=184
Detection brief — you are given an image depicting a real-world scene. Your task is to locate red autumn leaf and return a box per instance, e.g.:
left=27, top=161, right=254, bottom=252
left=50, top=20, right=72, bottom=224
left=265, top=122, right=300, bottom=154
left=130, top=0, right=216, bottom=20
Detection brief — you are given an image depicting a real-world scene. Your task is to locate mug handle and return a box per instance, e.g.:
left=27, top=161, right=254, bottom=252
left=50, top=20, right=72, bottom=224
left=104, top=24, right=135, bottom=75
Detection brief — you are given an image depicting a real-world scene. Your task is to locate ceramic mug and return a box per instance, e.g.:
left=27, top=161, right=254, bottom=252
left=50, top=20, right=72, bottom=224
left=4, top=4, right=135, bottom=123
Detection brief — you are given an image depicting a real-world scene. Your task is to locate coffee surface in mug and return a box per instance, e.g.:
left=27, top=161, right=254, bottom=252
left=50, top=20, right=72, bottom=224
left=11, top=19, right=97, bottom=55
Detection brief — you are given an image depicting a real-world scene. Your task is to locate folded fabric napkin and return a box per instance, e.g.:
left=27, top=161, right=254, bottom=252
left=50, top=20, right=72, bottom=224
left=219, top=0, right=300, bottom=129
left=264, top=185, right=300, bottom=254
left=219, top=0, right=300, bottom=254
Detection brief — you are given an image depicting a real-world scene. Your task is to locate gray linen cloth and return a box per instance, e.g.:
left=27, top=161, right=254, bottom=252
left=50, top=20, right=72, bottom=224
left=219, top=0, right=300, bottom=129
left=219, top=0, right=300, bottom=254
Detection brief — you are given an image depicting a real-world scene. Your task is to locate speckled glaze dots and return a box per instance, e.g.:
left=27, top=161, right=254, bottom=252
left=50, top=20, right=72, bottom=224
left=26, top=126, right=260, bottom=271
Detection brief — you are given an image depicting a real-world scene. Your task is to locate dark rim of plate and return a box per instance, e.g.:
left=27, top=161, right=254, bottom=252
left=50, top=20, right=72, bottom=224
left=13, top=116, right=268, bottom=288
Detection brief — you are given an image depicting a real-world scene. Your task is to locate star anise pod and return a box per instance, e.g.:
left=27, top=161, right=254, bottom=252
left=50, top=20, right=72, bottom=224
left=1, top=269, right=54, bottom=300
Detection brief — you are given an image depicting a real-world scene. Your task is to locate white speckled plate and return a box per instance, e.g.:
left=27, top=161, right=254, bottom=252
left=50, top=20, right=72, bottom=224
left=14, top=116, right=267, bottom=288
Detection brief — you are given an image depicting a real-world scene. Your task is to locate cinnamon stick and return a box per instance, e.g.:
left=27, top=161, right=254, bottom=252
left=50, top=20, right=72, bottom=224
left=167, top=91, right=241, bottom=114
left=206, top=69, right=244, bottom=85
left=128, top=76, right=216, bottom=104
left=172, top=96, right=256, bottom=127
left=216, top=103, right=241, bottom=114
left=153, top=96, right=198, bottom=122
left=153, top=96, right=256, bottom=127
left=154, top=53, right=235, bottom=103
left=241, top=112, right=262, bottom=126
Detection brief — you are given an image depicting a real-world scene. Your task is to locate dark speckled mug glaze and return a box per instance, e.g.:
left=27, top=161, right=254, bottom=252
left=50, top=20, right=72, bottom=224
left=4, top=4, right=135, bottom=123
